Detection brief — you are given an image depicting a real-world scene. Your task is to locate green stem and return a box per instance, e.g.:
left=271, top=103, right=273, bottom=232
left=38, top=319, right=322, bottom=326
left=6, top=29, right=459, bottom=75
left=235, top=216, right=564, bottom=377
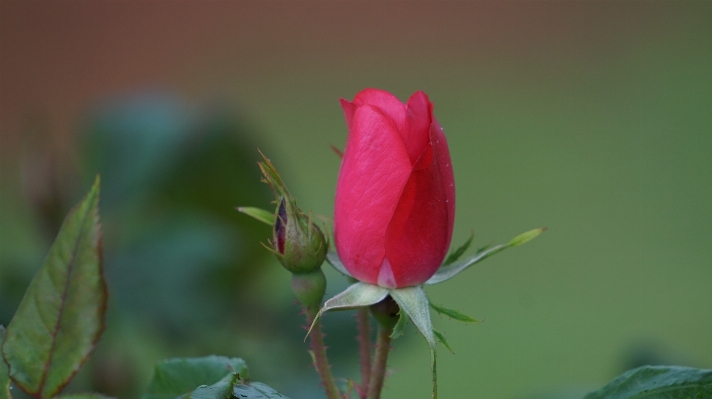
left=306, top=309, right=342, bottom=399
left=366, top=325, right=392, bottom=399
left=356, top=307, right=372, bottom=398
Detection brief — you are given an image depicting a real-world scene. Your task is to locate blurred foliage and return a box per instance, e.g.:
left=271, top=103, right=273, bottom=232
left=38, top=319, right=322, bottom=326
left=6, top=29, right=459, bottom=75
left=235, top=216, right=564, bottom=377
left=583, top=365, right=712, bottom=399
left=143, top=356, right=249, bottom=399
left=0, top=94, right=362, bottom=399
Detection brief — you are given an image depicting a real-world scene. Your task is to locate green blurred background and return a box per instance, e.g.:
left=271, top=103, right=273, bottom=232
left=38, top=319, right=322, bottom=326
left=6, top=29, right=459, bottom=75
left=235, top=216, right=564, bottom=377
left=1, top=2, right=711, bottom=399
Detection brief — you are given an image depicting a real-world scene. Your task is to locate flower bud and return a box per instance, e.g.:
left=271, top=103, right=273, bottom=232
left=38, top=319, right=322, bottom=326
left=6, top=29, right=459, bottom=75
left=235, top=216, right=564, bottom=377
left=335, top=89, right=455, bottom=288
left=273, top=197, right=328, bottom=274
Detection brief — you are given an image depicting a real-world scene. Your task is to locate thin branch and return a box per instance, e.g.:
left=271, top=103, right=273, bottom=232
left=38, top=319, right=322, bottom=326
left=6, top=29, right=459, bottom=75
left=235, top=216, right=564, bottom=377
left=306, top=309, right=342, bottom=399
left=356, top=308, right=372, bottom=398
left=366, top=326, right=392, bottom=399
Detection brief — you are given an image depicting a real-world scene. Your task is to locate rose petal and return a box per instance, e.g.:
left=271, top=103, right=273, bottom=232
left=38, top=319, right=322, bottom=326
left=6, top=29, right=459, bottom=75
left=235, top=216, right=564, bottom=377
left=353, top=88, right=406, bottom=134
left=431, top=118, right=456, bottom=238
left=384, top=123, right=455, bottom=287
left=340, top=98, right=356, bottom=131
left=402, top=91, right=433, bottom=165
left=335, top=104, right=412, bottom=284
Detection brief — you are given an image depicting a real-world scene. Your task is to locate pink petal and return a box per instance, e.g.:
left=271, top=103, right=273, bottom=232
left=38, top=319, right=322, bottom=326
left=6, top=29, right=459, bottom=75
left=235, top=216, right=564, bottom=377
left=431, top=118, right=456, bottom=239
left=384, top=122, right=455, bottom=287
left=401, top=91, right=433, bottom=165
left=340, top=98, right=356, bottom=131
left=335, top=104, right=412, bottom=284
left=353, top=88, right=406, bottom=134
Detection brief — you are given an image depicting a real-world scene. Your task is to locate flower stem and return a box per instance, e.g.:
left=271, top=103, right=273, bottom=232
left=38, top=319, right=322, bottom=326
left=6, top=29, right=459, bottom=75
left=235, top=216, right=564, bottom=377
left=356, top=307, right=372, bottom=398
left=366, top=325, right=392, bottom=399
left=306, top=309, right=342, bottom=399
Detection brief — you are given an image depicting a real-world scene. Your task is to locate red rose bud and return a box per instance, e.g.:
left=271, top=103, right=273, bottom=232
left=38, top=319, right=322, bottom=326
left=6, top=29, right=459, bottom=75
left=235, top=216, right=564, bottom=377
left=335, top=89, right=455, bottom=288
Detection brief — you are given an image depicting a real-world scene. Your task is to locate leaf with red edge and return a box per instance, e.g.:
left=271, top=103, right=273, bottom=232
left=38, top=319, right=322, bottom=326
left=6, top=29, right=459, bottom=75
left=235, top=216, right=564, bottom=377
left=1, top=177, right=106, bottom=399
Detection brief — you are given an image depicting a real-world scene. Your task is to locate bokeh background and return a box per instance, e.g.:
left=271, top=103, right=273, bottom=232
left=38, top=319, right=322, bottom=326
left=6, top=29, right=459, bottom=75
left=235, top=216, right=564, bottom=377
left=1, top=2, right=711, bottom=399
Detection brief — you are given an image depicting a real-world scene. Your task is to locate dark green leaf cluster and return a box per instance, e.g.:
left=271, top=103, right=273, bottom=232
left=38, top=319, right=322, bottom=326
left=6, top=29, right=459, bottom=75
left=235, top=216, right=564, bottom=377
left=144, top=356, right=249, bottom=399
left=144, top=356, right=288, bottom=399
left=0, top=180, right=288, bottom=399
left=584, top=365, right=712, bottom=399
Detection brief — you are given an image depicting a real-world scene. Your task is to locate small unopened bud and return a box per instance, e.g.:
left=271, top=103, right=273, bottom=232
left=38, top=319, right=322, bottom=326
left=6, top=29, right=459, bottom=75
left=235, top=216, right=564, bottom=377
left=273, top=198, right=328, bottom=274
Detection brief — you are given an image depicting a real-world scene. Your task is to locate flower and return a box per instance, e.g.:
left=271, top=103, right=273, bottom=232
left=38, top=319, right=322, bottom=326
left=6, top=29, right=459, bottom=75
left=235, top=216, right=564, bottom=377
left=334, top=89, right=455, bottom=288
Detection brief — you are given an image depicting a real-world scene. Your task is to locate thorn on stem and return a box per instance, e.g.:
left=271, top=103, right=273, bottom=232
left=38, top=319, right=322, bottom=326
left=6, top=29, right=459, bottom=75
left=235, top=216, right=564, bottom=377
left=329, top=144, right=344, bottom=158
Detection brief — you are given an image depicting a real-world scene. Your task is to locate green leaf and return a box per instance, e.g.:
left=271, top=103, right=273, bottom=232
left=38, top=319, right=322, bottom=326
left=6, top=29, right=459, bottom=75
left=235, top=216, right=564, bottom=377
left=0, top=326, right=10, bottom=399
left=56, top=395, right=115, bottom=399
left=143, top=356, right=249, bottom=399
left=2, top=177, right=106, bottom=399
left=583, top=365, right=712, bottom=399
left=181, top=372, right=239, bottom=399
left=307, top=282, right=389, bottom=339
left=177, top=370, right=289, bottom=399
left=442, top=232, right=474, bottom=266
left=390, top=310, right=408, bottom=339
left=237, top=207, right=275, bottom=226
left=425, top=228, right=546, bottom=285
left=433, top=330, right=454, bottom=354
left=232, top=381, right=290, bottom=398
left=429, top=302, right=480, bottom=323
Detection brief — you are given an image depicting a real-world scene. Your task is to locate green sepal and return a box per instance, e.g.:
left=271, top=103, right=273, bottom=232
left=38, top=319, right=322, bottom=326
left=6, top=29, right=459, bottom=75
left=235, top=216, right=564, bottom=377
left=507, top=228, right=546, bottom=247
left=237, top=207, right=275, bottom=226
left=256, top=150, right=288, bottom=199
left=0, top=326, right=10, bottom=399
left=442, top=232, right=474, bottom=266
left=306, top=282, right=389, bottom=339
left=325, top=251, right=352, bottom=278
left=583, top=365, right=712, bottom=399
left=389, top=287, right=434, bottom=348
left=433, top=330, right=454, bottom=354
left=389, top=286, right=438, bottom=399
left=429, top=302, right=480, bottom=323
left=426, top=228, right=546, bottom=285
left=390, top=310, right=408, bottom=339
